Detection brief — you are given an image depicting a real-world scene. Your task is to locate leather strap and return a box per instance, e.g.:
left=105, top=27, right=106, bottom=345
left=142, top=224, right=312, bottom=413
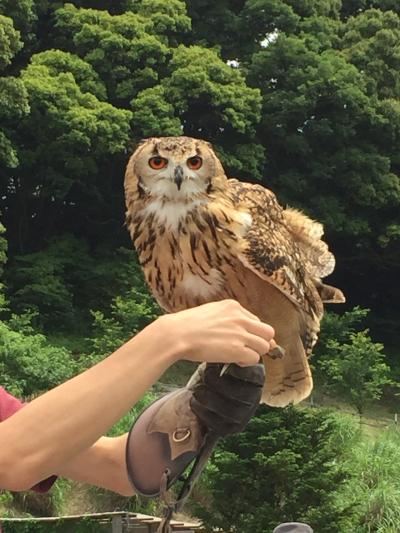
left=156, top=431, right=220, bottom=533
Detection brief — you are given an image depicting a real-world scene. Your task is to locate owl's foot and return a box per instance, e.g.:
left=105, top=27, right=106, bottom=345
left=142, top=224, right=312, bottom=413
left=268, top=345, right=286, bottom=360
left=219, top=344, right=285, bottom=377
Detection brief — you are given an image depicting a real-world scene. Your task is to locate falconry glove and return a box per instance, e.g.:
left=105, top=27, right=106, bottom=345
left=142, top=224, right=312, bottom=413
left=125, top=362, right=265, bottom=499
left=188, top=362, right=265, bottom=436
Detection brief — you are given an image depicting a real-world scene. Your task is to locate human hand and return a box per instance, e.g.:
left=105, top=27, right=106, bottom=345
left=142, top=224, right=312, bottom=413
left=158, top=299, right=275, bottom=366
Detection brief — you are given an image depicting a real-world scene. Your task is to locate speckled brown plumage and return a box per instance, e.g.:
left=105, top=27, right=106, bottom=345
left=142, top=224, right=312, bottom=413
left=124, top=136, right=345, bottom=407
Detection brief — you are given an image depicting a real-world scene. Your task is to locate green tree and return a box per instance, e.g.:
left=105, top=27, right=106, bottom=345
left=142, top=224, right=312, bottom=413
left=7, top=237, right=150, bottom=331
left=2, top=55, right=132, bottom=255
left=0, top=13, right=23, bottom=69
left=54, top=4, right=172, bottom=106
left=54, top=3, right=262, bottom=168
left=89, top=260, right=161, bottom=357
left=0, top=14, right=29, bottom=168
left=0, top=218, right=7, bottom=309
left=342, top=9, right=400, bottom=99
left=317, top=330, right=393, bottom=416
left=0, top=0, right=36, bottom=35
left=313, top=308, right=394, bottom=415
left=247, top=7, right=400, bottom=342
left=0, top=312, right=75, bottom=397
left=249, top=33, right=400, bottom=239
left=194, top=406, right=359, bottom=533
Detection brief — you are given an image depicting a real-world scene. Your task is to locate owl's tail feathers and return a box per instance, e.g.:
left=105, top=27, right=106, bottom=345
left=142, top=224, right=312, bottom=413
left=315, top=280, right=346, bottom=304
left=261, top=336, right=312, bottom=408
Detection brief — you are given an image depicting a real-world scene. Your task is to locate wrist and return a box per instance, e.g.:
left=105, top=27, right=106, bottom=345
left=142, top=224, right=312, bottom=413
left=136, top=315, right=185, bottom=367
left=154, top=314, right=189, bottom=363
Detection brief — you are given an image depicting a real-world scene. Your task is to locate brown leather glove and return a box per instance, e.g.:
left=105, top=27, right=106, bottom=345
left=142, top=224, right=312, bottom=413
left=125, top=363, right=264, bottom=497
left=188, top=362, right=265, bottom=436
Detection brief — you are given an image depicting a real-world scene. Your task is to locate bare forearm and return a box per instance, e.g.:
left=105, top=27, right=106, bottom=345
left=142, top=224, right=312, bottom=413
left=59, top=435, right=134, bottom=497
left=0, top=319, right=176, bottom=490
left=0, top=300, right=275, bottom=492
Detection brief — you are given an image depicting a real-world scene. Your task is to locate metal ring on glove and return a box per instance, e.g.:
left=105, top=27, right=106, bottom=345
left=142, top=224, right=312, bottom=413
left=173, top=428, right=191, bottom=443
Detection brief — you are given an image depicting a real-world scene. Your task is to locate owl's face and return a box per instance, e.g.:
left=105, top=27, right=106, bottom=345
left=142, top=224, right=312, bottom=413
left=130, top=136, right=224, bottom=200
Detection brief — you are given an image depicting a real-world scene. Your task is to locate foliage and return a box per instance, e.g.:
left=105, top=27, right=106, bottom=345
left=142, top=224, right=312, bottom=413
left=0, top=218, right=7, bottom=308
left=317, top=332, right=392, bottom=415
left=313, top=308, right=394, bottom=415
left=0, top=14, right=23, bottom=69
left=0, top=311, right=75, bottom=397
left=194, top=406, right=359, bottom=533
left=0, top=13, right=30, bottom=168
left=0, top=490, right=13, bottom=518
left=0, top=0, right=36, bottom=36
left=316, top=306, right=370, bottom=348
left=338, top=427, right=400, bottom=532
left=88, top=259, right=161, bottom=358
left=7, top=235, right=146, bottom=331
left=89, top=287, right=160, bottom=356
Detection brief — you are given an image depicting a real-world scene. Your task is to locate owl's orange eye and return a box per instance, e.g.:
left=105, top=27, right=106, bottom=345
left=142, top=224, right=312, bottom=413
left=187, top=156, right=203, bottom=170
left=149, top=156, right=168, bottom=170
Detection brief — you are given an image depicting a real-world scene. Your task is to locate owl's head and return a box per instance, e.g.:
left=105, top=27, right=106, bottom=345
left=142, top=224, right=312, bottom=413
left=126, top=136, right=225, bottom=201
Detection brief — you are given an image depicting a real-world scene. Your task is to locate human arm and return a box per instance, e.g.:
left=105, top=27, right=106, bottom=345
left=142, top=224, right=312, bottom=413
left=0, top=299, right=274, bottom=492
left=0, top=325, right=174, bottom=492
left=58, top=434, right=134, bottom=497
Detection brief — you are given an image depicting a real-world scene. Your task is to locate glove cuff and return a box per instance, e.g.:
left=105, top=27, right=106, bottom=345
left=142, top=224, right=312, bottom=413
left=125, top=388, right=207, bottom=497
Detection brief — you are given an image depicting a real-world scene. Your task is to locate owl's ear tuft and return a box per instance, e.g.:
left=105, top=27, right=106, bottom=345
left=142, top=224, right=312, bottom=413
left=131, top=137, right=153, bottom=153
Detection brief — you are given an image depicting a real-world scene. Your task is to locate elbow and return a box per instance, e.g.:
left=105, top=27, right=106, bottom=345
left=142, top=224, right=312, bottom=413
left=0, top=467, right=31, bottom=492
left=0, top=456, right=44, bottom=492
left=115, top=484, right=136, bottom=498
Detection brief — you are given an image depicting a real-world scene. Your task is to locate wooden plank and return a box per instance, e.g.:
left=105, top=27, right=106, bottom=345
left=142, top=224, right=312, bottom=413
left=1, top=511, right=202, bottom=530
left=1, top=511, right=136, bottom=522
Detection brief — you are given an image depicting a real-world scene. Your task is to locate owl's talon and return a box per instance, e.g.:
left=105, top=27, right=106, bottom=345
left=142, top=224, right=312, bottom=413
left=268, top=345, right=286, bottom=360
left=220, top=363, right=230, bottom=377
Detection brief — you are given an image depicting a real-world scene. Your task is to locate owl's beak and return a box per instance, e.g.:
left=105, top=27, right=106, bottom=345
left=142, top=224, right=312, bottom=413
left=174, top=165, right=184, bottom=190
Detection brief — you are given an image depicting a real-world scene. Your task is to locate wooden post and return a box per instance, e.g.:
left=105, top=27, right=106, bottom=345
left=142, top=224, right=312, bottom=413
left=112, top=515, right=123, bottom=533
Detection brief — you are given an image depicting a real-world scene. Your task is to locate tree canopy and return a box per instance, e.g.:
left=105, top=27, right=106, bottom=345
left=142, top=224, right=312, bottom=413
left=0, top=0, right=398, bottom=343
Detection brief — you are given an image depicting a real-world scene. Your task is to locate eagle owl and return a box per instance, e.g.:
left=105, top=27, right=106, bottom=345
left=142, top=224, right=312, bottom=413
left=124, top=136, right=345, bottom=407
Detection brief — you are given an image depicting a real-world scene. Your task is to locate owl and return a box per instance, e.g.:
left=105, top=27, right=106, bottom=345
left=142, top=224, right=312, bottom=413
left=124, top=136, right=345, bottom=407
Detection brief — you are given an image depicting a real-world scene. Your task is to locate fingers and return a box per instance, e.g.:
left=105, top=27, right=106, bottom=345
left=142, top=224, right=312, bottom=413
left=170, top=299, right=277, bottom=367
left=244, top=332, right=271, bottom=357
left=237, top=347, right=262, bottom=367
left=245, top=319, right=275, bottom=342
left=269, top=338, right=277, bottom=351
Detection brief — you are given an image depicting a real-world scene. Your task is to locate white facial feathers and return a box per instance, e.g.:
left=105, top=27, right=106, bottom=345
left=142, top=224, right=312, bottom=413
left=141, top=198, right=207, bottom=230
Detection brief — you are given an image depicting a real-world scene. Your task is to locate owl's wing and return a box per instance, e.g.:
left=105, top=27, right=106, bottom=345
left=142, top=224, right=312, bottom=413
left=226, top=179, right=323, bottom=322
left=283, top=208, right=335, bottom=279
